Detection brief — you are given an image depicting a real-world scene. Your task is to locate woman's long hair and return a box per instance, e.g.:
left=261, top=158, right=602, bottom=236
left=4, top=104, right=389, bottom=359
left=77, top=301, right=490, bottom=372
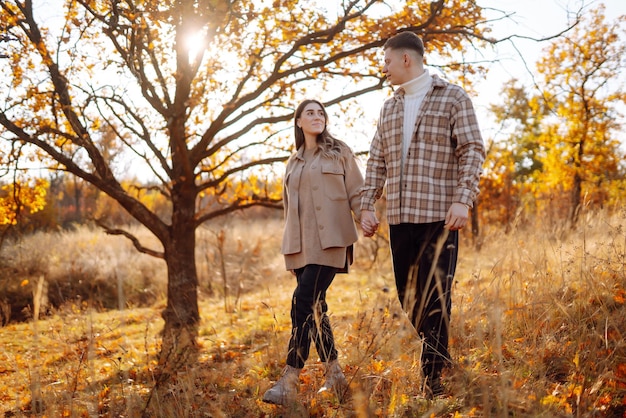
left=293, top=99, right=347, bottom=161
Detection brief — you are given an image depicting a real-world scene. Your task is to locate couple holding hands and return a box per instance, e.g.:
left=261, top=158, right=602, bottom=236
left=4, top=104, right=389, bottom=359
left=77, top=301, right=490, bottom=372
left=263, top=31, right=485, bottom=403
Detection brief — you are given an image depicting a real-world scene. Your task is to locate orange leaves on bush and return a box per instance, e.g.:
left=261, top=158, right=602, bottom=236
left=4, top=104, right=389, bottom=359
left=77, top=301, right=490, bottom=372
left=540, top=383, right=583, bottom=415
left=369, top=359, right=389, bottom=374
left=211, top=349, right=244, bottom=363
left=98, top=384, right=111, bottom=400
left=299, top=370, right=315, bottom=386
left=387, top=390, right=409, bottom=415
left=596, top=393, right=613, bottom=407
left=0, top=178, right=48, bottom=226
left=615, top=363, right=626, bottom=390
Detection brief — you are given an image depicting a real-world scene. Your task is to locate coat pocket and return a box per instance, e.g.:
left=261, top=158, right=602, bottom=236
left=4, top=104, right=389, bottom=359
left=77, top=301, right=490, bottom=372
left=321, top=161, right=347, bottom=201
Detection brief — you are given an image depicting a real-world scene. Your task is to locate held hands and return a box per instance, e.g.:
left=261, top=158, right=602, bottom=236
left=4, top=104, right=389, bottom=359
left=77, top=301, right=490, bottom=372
left=444, top=202, right=470, bottom=231
left=361, top=210, right=380, bottom=237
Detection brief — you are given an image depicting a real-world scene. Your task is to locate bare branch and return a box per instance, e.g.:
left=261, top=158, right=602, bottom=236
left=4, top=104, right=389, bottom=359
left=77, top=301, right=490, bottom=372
left=77, top=0, right=170, bottom=115
left=89, top=89, right=173, bottom=183
left=198, top=155, right=288, bottom=193
left=95, top=219, right=165, bottom=259
left=0, top=113, right=170, bottom=242
left=195, top=200, right=282, bottom=226
left=198, top=138, right=287, bottom=178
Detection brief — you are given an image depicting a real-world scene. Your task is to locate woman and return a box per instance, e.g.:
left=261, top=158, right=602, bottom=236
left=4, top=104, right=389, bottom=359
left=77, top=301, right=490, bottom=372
left=262, top=99, right=364, bottom=405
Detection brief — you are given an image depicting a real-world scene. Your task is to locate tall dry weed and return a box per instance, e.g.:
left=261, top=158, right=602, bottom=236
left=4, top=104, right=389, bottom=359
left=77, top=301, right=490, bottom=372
left=448, top=209, right=626, bottom=416
left=0, top=209, right=624, bottom=417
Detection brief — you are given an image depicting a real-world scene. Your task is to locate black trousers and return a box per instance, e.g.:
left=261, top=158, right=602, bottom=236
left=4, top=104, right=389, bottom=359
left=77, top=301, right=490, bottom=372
left=286, top=264, right=338, bottom=369
left=389, top=221, right=458, bottom=379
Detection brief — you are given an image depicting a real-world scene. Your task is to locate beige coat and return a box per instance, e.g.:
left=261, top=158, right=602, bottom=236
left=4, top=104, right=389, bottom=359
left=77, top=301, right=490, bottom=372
left=281, top=146, right=363, bottom=258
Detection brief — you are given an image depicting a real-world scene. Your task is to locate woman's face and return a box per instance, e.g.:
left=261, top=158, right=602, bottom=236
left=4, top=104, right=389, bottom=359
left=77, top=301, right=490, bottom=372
left=297, top=102, right=326, bottom=138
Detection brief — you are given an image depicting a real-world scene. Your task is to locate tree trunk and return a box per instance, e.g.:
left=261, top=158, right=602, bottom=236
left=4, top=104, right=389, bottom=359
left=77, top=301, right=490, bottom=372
left=157, top=191, right=200, bottom=376
left=570, top=171, right=582, bottom=226
left=471, top=200, right=480, bottom=249
left=73, top=176, right=82, bottom=222
left=570, top=138, right=585, bottom=226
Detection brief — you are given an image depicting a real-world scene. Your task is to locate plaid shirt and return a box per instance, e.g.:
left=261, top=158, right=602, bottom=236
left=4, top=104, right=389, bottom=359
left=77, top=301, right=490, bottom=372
left=361, top=74, right=485, bottom=225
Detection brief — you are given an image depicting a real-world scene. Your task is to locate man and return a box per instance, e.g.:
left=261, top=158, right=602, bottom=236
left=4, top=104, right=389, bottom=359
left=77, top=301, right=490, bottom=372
left=360, top=31, right=485, bottom=398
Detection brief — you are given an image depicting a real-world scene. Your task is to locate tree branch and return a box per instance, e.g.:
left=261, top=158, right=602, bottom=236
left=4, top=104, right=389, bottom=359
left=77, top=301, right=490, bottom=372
left=95, top=219, right=165, bottom=259
left=195, top=200, right=282, bottom=226
left=198, top=155, right=288, bottom=192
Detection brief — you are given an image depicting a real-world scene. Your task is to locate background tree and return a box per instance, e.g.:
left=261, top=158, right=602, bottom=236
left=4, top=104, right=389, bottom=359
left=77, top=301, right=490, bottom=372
left=482, top=80, right=549, bottom=230
left=0, top=0, right=573, bottom=373
left=533, top=6, right=626, bottom=224
left=482, top=6, right=626, bottom=229
left=0, top=138, right=49, bottom=246
left=0, top=177, right=48, bottom=246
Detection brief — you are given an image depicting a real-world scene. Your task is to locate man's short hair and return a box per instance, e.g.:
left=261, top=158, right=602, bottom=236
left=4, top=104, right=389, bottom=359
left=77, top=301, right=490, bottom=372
left=383, top=31, right=424, bottom=57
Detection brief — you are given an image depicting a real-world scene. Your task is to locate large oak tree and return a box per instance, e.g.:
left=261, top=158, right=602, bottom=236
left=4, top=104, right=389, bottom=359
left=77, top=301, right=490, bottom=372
left=0, top=0, right=500, bottom=371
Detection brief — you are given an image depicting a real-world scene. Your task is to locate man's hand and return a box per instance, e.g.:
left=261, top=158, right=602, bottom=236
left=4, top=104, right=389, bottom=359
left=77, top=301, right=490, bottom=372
left=444, top=202, right=470, bottom=231
left=361, top=210, right=380, bottom=237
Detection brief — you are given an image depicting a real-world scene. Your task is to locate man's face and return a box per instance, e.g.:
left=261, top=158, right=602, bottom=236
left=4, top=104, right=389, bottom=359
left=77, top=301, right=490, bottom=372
left=382, top=48, right=408, bottom=86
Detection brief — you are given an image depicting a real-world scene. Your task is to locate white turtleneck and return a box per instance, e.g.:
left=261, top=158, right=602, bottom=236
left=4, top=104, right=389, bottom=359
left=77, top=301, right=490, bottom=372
left=401, top=69, right=432, bottom=162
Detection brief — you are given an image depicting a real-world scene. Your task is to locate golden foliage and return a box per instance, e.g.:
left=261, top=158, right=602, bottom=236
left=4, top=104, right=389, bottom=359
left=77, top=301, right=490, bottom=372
left=0, top=178, right=48, bottom=225
left=481, top=6, right=626, bottom=226
left=0, top=0, right=492, bottom=227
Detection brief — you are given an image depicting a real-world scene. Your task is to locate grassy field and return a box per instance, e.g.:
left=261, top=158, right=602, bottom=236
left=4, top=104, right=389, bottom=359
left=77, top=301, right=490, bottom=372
left=0, top=210, right=625, bottom=417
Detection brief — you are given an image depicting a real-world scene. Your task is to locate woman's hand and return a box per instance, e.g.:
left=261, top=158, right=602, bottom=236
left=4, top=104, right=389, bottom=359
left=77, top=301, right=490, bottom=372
left=361, top=210, right=380, bottom=237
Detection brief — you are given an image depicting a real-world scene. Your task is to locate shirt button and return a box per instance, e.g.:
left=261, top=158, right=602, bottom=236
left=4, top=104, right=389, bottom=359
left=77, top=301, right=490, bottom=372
left=316, top=206, right=321, bottom=210
left=312, top=185, right=319, bottom=190
left=311, top=165, right=316, bottom=169
left=319, top=225, right=324, bottom=230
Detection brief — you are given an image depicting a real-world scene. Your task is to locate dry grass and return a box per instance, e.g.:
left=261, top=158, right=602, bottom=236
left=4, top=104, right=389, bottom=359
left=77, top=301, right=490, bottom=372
left=0, top=210, right=625, bottom=417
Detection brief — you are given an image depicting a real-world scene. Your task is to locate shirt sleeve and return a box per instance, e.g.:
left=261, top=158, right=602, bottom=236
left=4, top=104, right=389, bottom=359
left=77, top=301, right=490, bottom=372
left=451, top=93, right=485, bottom=207
left=343, top=149, right=365, bottom=221
left=282, top=156, right=294, bottom=219
left=360, top=112, right=388, bottom=212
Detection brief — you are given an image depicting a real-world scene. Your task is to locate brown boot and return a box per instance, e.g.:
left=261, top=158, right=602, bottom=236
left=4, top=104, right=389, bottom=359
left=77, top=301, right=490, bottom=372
left=262, top=365, right=301, bottom=405
left=318, top=360, right=348, bottom=398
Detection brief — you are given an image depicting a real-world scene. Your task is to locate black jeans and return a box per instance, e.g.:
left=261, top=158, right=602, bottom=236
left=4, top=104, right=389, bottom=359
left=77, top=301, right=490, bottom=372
left=286, top=264, right=338, bottom=369
left=389, top=221, right=458, bottom=379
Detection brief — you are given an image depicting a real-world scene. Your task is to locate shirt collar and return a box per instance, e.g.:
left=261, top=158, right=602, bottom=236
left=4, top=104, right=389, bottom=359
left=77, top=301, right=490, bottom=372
left=295, top=145, right=318, bottom=161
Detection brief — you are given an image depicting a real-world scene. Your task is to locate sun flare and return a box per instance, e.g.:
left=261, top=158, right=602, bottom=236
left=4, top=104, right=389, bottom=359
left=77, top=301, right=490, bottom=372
left=184, top=30, right=207, bottom=64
